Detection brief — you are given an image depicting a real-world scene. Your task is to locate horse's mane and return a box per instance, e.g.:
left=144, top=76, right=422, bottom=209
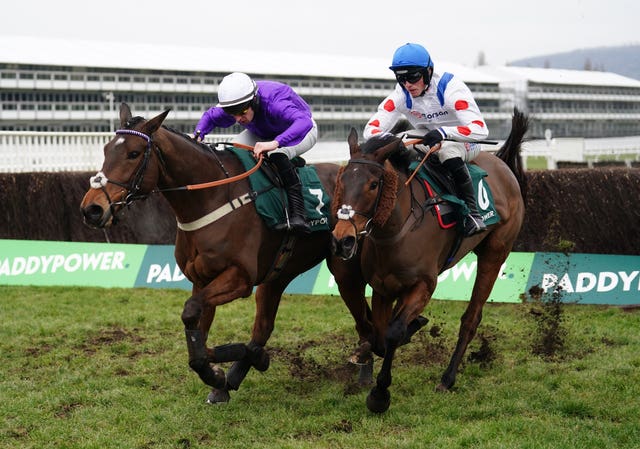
left=161, top=124, right=219, bottom=155
left=360, top=133, right=413, bottom=175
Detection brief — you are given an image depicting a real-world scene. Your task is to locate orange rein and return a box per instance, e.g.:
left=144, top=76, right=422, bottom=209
left=185, top=143, right=263, bottom=190
left=403, top=139, right=441, bottom=187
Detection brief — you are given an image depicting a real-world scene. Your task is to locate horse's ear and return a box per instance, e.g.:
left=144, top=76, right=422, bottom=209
left=119, top=103, right=132, bottom=128
left=374, top=137, right=404, bottom=164
left=348, top=128, right=360, bottom=156
left=144, top=109, right=171, bottom=135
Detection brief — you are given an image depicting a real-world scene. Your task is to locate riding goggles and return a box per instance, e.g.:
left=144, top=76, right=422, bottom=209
left=395, top=69, right=423, bottom=85
left=223, top=101, right=251, bottom=116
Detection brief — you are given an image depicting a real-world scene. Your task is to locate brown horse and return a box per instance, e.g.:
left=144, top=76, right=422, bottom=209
left=331, top=109, right=528, bottom=413
left=80, top=103, right=372, bottom=403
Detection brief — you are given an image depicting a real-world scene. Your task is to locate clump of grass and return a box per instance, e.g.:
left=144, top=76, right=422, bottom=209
left=556, top=238, right=576, bottom=253
left=527, top=285, right=568, bottom=359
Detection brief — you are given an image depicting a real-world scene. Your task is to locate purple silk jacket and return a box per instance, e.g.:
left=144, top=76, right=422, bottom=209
left=194, top=80, right=313, bottom=147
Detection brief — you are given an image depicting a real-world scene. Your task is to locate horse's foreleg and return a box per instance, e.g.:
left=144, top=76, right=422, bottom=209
left=438, top=253, right=502, bottom=391
left=183, top=326, right=227, bottom=390
left=330, top=257, right=373, bottom=354
left=182, top=294, right=225, bottom=389
left=330, top=257, right=375, bottom=383
left=221, top=282, right=282, bottom=394
left=181, top=266, right=253, bottom=394
left=366, top=292, right=403, bottom=413
left=370, top=292, right=393, bottom=358
left=367, top=283, right=431, bottom=413
left=367, top=315, right=407, bottom=413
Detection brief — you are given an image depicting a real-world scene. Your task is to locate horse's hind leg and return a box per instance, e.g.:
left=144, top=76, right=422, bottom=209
left=438, top=246, right=507, bottom=391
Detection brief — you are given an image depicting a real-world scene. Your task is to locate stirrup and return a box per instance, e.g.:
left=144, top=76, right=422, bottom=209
left=289, top=217, right=311, bottom=235
left=463, top=215, right=487, bottom=237
left=274, top=217, right=311, bottom=234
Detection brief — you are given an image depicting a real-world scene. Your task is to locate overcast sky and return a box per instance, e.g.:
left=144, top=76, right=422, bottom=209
left=2, top=0, right=638, bottom=67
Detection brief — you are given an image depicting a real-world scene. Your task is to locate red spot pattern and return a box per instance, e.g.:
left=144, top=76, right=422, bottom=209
left=472, top=120, right=485, bottom=128
left=454, top=100, right=469, bottom=110
left=457, top=126, right=472, bottom=136
left=383, top=99, right=396, bottom=112
left=368, top=119, right=382, bottom=134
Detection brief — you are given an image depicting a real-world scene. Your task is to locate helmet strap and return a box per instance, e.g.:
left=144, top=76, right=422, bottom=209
left=422, top=67, right=433, bottom=92
left=250, top=94, right=260, bottom=112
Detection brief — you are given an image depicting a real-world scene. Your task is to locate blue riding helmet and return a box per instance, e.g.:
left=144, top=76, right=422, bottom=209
left=389, top=43, right=433, bottom=70
left=389, top=43, right=435, bottom=108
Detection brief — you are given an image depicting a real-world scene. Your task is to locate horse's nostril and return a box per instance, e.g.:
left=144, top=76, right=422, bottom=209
left=335, top=236, right=357, bottom=260
left=342, top=236, right=356, bottom=252
left=82, top=204, right=105, bottom=224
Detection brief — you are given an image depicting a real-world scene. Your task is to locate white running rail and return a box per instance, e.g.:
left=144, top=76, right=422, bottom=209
left=1, top=131, right=639, bottom=172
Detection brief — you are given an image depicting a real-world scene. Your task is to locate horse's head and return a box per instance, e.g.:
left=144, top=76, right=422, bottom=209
left=331, top=128, right=404, bottom=260
left=80, top=103, right=170, bottom=228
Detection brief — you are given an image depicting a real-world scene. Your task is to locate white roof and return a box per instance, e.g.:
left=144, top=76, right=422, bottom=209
left=2, top=36, right=638, bottom=89
left=476, top=65, right=640, bottom=88
left=0, top=35, right=498, bottom=83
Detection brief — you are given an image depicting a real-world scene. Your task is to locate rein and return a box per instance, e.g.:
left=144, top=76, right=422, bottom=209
left=88, top=129, right=264, bottom=228
left=90, top=129, right=263, bottom=194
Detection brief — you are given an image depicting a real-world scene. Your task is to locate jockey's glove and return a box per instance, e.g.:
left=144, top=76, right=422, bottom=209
left=422, top=128, right=446, bottom=149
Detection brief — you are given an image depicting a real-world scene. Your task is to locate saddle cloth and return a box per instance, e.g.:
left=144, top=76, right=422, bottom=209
left=228, top=147, right=331, bottom=232
left=409, top=161, right=501, bottom=230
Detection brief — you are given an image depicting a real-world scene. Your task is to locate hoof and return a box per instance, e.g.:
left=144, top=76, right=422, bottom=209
left=366, top=386, right=391, bottom=413
left=206, top=388, right=230, bottom=404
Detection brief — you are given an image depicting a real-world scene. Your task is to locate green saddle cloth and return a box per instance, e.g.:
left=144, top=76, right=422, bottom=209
left=409, top=161, right=501, bottom=227
left=228, top=147, right=331, bottom=232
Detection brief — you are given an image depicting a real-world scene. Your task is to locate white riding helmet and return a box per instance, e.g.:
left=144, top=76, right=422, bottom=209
left=216, top=72, right=258, bottom=108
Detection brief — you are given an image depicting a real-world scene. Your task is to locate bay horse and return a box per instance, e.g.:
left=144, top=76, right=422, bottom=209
left=80, top=103, right=372, bottom=403
left=331, top=109, right=528, bottom=413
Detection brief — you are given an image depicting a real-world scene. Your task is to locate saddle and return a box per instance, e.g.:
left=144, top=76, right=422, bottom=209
left=409, top=154, right=501, bottom=230
left=226, top=146, right=332, bottom=232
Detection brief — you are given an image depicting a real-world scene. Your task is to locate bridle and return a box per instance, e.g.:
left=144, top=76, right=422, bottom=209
left=88, top=129, right=157, bottom=225
left=336, top=158, right=387, bottom=238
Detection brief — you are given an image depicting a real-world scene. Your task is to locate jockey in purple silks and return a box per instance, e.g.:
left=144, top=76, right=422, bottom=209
left=364, top=43, right=489, bottom=237
left=194, top=72, right=317, bottom=234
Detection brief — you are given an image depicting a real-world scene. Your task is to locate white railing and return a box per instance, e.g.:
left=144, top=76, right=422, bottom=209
left=2, top=131, right=639, bottom=173
left=521, top=135, right=640, bottom=169
left=0, top=131, right=350, bottom=172
left=0, top=131, right=235, bottom=173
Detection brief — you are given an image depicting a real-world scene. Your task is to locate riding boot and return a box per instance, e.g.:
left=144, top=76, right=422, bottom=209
left=442, top=157, right=487, bottom=237
left=269, top=153, right=311, bottom=235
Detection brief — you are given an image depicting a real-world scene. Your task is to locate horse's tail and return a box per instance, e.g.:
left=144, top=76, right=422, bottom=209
left=494, top=107, right=529, bottom=201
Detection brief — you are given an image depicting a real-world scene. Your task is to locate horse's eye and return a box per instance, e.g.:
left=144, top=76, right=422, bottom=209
left=370, top=181, right=379, bottom=190
left=127, top=151, right=140, bottom=159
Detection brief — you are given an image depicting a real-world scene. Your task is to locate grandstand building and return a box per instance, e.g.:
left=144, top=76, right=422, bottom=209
left=1, top=36, right=640, bottom=142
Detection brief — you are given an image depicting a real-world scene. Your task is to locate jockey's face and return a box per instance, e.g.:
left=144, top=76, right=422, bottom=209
left=395, top=67, right=429, bottom=97
left=402, top=78, right=426, bottom=98
left=231, top=107, right=254, bottom=125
